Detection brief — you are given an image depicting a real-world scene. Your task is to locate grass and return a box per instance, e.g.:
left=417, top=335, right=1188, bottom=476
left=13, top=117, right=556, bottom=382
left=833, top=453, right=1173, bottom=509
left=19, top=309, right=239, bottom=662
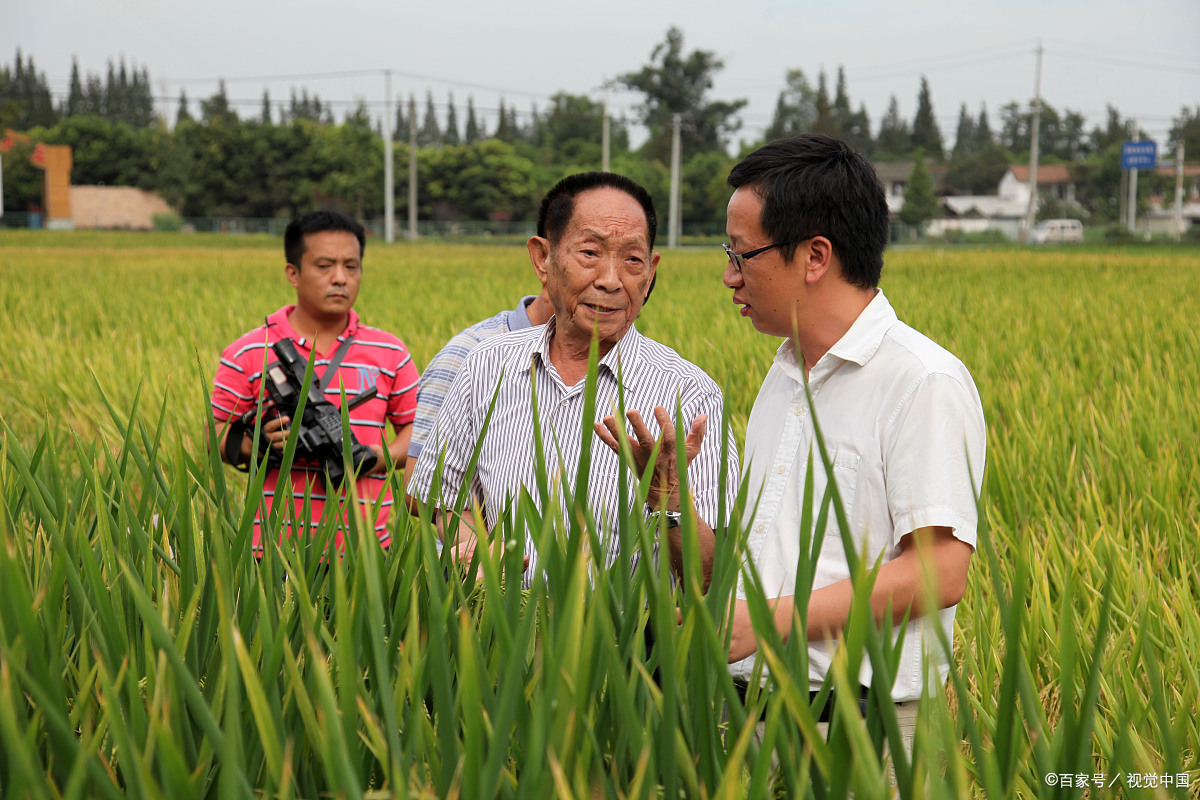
left=1, top=231, right=1198, bottom=797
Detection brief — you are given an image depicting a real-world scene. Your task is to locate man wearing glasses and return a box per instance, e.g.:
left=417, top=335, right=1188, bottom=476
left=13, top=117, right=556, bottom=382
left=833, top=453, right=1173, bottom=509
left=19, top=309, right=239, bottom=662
left=720, top=134, right=986, bottom=760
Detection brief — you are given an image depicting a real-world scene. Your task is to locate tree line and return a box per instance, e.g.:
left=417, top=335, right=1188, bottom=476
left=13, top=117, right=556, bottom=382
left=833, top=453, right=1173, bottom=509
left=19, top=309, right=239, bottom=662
left=2, top=35, right=1198, bottom=227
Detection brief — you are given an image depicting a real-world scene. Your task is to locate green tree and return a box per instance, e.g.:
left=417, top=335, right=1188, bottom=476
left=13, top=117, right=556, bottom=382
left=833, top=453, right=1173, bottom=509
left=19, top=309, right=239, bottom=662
left=260, top=91, right=273, bottom=125
left=974, top=104, right=993, bottom=151
left=464, top=96, right=481, bottom=144
left=175, top=91, right=192, bottom=127
left=898, top=149, right=939, bottom=229
left=419, top=90, right=441, bottom=147
left=945, top=140, right=1011, bottom=195
left=1089, top=105, right=1130, bottom=153
left=763, top=68, right=816, bottom=142
left=843, top=103, right=872, bottom=156
left=66, top=58, right=85, bottom=117
left=620, top=26, right=747, bottom=161
left=201, top=80, right=237, bottom=125
left=392, top=97, right=408, bottom=141
left=444, top=92, right=460, bottom=146
left=536, top=92, right=629, bottom=168
left=44, top=115, right=158, bottom=189
left=494, top=98, right=513, bottom=142
left=953, top=103, right=976, bottom=157
left=286, top=88, right=328, bottom=124
left=682, top=150, right=735, bottom=225
left=0, top=50, right=59, bottom=130
left=911, top=76, right=943, bottom=159
left=422, top=139, right=537, bottom=221
left=876, top=95, right=910, bottom=158
left=1168, top=106, right=1200, bottom=158
left=812, top=70, right=837, bottom=136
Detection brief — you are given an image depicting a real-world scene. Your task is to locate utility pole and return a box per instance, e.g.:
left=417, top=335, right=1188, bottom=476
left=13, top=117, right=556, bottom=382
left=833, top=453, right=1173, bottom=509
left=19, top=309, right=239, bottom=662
left=668, top=113, right=682, bottom=249
left=383, top=70, right=394, bottom=243
left=1174, top=141, right=1184, bottom=242
left=1021, top=40, right=1043, bottom=242
left=408, top=95, right=418, bottom=241
left=601, top=81, right=611, bottom=173
left=1128, top=119, right=1139, bottom=234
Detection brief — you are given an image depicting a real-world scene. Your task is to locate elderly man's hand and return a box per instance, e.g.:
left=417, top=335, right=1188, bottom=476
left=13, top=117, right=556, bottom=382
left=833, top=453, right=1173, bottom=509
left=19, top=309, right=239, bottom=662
left=444, top=539, right=529, bottom=581
left=594, top=407, right=707, bottom=511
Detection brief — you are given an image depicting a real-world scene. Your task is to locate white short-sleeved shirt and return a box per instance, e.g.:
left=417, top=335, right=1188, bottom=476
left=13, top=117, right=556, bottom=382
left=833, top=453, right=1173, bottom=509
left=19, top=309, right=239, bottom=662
left=728, top=290, right=986, bottom=701
left=408, top=319, right=740, bottom=589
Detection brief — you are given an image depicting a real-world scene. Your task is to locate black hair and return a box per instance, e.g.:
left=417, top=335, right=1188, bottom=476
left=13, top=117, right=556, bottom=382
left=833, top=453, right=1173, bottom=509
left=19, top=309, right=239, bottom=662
left=284, top=211, right=367, bottom=269
left=727, top=133, right=889, bottom=289
left=536, top=171, right=659, bottom=300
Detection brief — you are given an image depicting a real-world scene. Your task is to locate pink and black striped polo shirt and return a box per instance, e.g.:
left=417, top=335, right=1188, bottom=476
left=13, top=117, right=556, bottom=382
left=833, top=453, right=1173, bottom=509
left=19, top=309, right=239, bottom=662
left=211, top=305, right=419, bottom=552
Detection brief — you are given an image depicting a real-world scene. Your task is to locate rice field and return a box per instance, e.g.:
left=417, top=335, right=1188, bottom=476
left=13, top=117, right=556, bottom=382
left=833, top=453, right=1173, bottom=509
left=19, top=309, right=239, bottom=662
left=1, top=230, right=1197, bottom=798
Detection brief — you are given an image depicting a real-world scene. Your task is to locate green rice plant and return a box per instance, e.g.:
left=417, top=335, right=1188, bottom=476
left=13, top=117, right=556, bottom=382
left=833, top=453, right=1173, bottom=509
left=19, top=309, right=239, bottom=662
left=2, top=233, right=1198, bottom=797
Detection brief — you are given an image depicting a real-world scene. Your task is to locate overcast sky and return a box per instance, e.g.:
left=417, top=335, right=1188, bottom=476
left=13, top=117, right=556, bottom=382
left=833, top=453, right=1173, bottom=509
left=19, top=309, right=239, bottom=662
left=7, top=0, right=1199, bottom=151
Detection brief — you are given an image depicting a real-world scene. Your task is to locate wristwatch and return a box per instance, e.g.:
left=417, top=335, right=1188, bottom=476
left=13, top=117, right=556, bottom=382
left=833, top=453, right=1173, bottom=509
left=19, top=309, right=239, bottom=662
left=645, top=503, right=682, bottom=528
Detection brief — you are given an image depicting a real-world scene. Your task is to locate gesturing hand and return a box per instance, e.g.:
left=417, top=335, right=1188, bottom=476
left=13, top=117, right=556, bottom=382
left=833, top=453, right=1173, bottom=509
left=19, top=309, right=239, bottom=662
left=594, top=407, right=707, bottom=511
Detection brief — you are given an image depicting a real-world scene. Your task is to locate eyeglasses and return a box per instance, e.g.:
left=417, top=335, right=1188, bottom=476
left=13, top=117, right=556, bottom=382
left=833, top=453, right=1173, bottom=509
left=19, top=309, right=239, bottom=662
left=722, top=236, right=819, bottom=271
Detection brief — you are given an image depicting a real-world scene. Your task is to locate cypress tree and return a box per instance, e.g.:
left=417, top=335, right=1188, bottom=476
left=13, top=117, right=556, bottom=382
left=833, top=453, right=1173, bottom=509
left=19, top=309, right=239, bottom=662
left=911, top=76, right=944, bottom=159
left=443, top=91, right=460, bottom=145
left=176, top=90, right=192, bottom=126
left=464, top=96, right=481, bottom=143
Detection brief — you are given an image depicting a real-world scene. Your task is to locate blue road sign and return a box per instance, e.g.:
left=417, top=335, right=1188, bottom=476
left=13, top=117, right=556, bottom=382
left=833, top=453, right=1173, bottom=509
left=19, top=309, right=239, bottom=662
left=1121, top=141, right=1157, bottom=170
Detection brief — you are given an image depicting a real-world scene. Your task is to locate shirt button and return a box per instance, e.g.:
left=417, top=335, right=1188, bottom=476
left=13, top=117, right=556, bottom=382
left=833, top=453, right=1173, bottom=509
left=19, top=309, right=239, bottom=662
left=755, top=523, right=766, bottom=533
left=776, top=465, right=787, bottom=474
left=792, top=406, right=802, bottom=416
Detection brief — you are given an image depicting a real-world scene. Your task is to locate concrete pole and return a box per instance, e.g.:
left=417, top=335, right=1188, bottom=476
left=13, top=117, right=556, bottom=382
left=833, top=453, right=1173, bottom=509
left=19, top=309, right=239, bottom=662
left=383, top=70, right=395, bottom=243
left=1126, top=120, right=1138, bottom=234
left=408, top=95, right=418, bottom=241
left=1128, top=166, right=1139, bottom=234
left=1175, top=141, right=1185, bottom=242
left=601, top=83, right=611, bottom=173
left=1021, top=41, right=1043, bottom=242
left=668, top=113, right=681, bottom=249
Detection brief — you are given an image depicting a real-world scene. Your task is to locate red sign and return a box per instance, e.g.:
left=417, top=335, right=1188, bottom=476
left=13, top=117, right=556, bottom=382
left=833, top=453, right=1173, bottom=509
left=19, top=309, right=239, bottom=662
left=31, top=142, right=46, bottom=166
left=0, top=135, right=12, bottom=152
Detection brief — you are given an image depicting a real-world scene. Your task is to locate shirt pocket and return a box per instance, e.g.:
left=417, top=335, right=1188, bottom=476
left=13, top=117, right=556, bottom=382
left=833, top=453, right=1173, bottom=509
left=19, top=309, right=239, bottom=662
left=817, top=451, right=862, bottom=568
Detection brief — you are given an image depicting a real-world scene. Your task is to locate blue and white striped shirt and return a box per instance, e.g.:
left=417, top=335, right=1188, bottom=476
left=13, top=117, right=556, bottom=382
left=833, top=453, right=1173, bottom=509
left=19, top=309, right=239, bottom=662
left=408, top=295, right=537, bottom=459
left=408, top=318, right=740, bottom=587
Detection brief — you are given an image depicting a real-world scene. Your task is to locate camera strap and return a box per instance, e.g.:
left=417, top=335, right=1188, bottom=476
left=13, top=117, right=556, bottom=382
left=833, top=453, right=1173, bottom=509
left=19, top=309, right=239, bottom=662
left=317, top=334, right=356, bottom=393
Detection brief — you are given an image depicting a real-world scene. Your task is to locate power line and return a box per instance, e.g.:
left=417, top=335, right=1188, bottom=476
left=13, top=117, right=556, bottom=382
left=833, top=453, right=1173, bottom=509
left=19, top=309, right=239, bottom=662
left=1047, top=49, right=1200, bottom=76
left=854, top=49, right=1030, bottom=82
left=854, top=41, right=1031, bottom=76
left=1042, top=38, right=1200, bottom=68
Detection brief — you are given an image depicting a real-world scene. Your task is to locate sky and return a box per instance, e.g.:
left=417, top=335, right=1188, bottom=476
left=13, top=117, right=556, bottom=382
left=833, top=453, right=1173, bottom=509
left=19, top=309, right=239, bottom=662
left=6, top=0, right=1199, bottom=152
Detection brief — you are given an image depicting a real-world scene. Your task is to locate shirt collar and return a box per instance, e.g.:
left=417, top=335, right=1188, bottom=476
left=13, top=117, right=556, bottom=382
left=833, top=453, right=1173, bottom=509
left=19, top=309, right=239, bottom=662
left=506, top=295, right=538, bottom=331
left=528, top=317, right=644, bottom=388
left=264, top=304, right=360, bottom=349
left=826, top=289, right=895, bottom=367
left=773, top=289, right=897, bottom=379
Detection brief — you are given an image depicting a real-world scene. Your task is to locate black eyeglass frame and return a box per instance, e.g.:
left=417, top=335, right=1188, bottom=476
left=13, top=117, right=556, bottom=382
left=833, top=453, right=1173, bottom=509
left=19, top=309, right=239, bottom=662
left=722, top=236, right=825, bottom=271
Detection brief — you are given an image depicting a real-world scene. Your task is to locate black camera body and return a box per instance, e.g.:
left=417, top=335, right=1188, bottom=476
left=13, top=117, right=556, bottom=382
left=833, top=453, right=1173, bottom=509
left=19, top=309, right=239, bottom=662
left=259, top=338, right=378, bottom=487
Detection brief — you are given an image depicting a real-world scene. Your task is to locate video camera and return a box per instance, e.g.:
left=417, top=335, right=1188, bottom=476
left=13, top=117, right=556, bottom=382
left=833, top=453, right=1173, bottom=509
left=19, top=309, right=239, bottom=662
left=232, top=338, right=379, bottom=488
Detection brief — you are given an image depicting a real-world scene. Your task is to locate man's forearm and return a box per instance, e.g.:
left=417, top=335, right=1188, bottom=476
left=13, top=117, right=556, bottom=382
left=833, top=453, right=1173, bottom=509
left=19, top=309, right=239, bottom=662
left=776, top=529, right=971, bottom=639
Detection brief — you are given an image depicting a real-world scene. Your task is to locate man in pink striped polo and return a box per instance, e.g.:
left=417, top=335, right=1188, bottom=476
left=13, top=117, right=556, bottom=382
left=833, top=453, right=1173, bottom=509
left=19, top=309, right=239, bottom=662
left=211, top=211, right=419, bottom=553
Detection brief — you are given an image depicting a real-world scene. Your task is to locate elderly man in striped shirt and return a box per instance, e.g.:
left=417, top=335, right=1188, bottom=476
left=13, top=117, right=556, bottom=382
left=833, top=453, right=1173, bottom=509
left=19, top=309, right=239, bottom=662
left=408, top=172, right=738, bottom=588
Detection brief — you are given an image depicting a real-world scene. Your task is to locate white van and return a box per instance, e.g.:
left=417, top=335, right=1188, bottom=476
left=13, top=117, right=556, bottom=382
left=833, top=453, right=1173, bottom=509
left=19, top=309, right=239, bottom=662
left=1031, top=219, right=1084, bottom=244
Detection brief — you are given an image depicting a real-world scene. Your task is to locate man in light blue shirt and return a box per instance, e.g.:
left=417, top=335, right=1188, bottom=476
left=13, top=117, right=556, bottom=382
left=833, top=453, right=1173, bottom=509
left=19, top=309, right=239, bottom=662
left=404, top=291, right=553, bottom=482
